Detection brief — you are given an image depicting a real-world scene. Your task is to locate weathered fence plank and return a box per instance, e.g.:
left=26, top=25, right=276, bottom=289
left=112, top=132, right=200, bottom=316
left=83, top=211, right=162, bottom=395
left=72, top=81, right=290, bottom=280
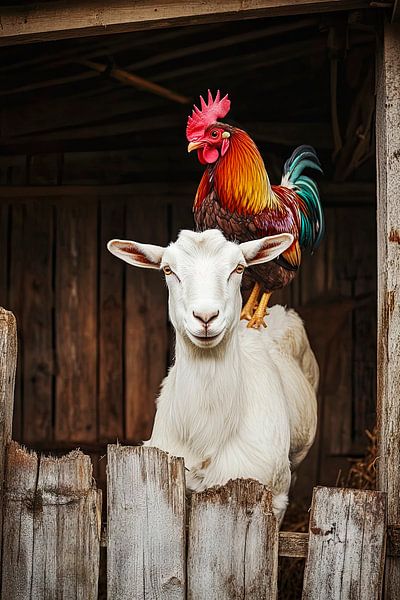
left=0, top=307, right=17, bottom=572
left=1, top=442, right=102, bottom=599
left=302, top=486, right=386, bottom=600
left=187, top=479, right=279, bottom=600
left=376, top=21, right=400, bottom=600
left=107, top=445, right=186, bottom=599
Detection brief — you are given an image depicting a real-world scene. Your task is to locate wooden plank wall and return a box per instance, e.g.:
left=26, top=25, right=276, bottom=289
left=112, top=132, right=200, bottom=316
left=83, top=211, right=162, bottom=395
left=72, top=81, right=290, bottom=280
left=0, top=185, right=376, bottom=499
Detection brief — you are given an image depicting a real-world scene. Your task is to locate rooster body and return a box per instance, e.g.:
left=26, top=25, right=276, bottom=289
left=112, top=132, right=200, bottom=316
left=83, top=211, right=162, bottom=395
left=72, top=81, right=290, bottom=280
left=187, top=93, right=324, bottom=300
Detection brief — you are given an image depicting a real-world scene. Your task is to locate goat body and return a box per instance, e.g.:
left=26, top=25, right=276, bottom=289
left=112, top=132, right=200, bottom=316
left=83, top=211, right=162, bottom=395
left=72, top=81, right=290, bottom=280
left=147, top=305, right=317, bottom=518
left=108, top=229, right=318, bottom=521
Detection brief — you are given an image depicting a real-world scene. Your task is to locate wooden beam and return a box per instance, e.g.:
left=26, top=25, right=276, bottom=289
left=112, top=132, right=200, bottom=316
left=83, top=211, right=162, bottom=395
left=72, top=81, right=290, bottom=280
left=98, top=522, right=400, bottom=558
left=0, top=181, right=375, bottom=202
left=78, top=59, right=191, bottom=104
left=392, top=0, right=400, bottom=20
left=279, top=531, right=308, bottom=558
left=376, top=21, right=400, bottom=600
left=0, top=0, right=373, bottom=47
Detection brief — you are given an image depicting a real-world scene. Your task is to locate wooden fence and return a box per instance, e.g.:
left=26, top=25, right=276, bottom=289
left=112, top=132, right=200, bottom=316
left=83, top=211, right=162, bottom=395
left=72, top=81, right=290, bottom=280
left=0, top=307, right=389, bottom=599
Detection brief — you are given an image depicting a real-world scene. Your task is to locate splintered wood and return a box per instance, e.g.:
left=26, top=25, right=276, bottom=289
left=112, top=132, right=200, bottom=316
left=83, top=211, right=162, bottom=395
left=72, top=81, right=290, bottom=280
left=1, top=442, right=102, bottom=600
left=107, top=445, right=186, bottom=599
left=188, top=479, right=279, bottom=600
left=302, top=487, right=386, bottom=600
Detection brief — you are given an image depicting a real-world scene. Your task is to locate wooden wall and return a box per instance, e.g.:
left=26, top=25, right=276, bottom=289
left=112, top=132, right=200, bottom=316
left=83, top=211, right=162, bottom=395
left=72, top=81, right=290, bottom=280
left=0, top=13, right=377, bottom=501
left=0, top=181, right=376, bottom=500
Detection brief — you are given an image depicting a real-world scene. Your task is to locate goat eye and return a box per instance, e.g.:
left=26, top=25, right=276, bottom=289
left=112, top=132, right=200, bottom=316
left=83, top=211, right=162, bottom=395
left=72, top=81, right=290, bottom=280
left=235, top=264, right=245, bottom=274
left=163, top=266, right=172, bottom=275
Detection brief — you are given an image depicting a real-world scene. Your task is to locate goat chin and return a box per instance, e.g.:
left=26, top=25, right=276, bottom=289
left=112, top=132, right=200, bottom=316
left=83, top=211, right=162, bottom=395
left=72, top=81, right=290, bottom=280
left=144, top=304, right=318, bottom=525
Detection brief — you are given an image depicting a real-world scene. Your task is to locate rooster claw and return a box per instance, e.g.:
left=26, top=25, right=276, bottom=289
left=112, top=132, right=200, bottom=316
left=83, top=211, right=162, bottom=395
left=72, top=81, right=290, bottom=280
left=247, top=314, right=268, bottom=329
left=241, top=306, right=256, bottom=321
left=246, top=291, right=271, bottom=330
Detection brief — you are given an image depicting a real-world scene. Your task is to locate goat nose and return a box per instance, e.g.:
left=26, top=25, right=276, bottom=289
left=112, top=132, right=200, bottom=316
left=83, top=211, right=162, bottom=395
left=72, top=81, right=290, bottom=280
left=193, top=310, right=219, bottom=325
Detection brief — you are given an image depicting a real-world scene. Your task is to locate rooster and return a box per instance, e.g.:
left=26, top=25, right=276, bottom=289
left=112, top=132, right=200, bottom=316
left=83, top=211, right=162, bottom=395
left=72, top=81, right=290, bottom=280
left=187, top=90, right=324, bottom=328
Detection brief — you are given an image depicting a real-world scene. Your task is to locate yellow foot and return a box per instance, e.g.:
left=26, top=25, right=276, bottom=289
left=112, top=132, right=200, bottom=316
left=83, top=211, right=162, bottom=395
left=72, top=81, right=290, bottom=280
left=240, top=282, right=261, bottom=321
left=247, top=292, right=272, bottom=329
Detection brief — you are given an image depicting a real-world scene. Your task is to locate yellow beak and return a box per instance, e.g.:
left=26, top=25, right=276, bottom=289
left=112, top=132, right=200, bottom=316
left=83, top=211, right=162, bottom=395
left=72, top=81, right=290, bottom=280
left=188, top=141, right=204, bottom=153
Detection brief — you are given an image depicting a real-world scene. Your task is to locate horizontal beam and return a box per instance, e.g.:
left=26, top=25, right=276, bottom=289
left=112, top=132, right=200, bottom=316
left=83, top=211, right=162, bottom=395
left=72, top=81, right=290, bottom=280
left=0, top=182, right=376, bottom=204
left=0, top=0, right=373, bottom=47
left=98, top=526, right=400, bottom=557
left=279, top=531, right=308, bottom=557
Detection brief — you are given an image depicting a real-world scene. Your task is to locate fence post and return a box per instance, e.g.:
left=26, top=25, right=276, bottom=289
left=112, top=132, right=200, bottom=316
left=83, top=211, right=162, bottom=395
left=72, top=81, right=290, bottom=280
left=1, top=443, right=102, bottom=599
left=376, top=20, right=400, bottom=600
left=302, top=486, right=386, bottom=599
left=0, top=307, right=17, bottom=569
left=188, top=479, right=279, bottom=600
left=107, top=445, right=186, bottom=600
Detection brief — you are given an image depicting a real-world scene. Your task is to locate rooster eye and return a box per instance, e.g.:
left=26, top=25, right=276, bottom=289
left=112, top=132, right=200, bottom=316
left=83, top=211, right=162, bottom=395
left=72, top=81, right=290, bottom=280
left=211, top=130, right=219, bottom=138
left=163, top=266, right=172, bottom=275
left=235, top=264, right=245, bottom=274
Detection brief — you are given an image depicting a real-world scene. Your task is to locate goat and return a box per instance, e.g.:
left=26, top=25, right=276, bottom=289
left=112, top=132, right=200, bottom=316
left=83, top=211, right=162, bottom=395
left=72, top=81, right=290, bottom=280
left=108, top=229, right=318, bottom=520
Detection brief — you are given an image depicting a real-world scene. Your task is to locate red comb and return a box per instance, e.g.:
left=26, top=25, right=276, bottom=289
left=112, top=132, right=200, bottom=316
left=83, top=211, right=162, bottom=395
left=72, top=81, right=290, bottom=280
left=186, top=90, right=231, bottom=141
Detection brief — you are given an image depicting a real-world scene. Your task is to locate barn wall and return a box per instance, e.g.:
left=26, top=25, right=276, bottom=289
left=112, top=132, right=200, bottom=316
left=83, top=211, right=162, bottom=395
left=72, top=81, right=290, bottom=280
left=0, top=174, right=376, bottom=499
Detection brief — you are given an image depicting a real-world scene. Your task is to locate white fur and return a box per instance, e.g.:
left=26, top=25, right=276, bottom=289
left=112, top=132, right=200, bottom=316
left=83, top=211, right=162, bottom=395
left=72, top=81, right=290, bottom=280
left=108, top=229, right=318, bottom=522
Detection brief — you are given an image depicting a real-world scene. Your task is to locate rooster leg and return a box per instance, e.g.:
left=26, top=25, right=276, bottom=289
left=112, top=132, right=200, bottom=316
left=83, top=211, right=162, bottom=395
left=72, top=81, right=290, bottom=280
left=247, top=291, right=272, bottom=329
left=240, top=282, right=261, bottom=321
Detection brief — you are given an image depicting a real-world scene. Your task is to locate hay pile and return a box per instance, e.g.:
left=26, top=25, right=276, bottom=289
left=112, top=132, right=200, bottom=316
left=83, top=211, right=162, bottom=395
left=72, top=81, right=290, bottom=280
left=344, top=427, right=377, bottom=490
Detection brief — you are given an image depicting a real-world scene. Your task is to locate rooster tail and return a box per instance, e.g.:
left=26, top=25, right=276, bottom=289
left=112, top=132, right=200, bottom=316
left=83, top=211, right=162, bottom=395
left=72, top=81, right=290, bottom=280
left=281, top=145, right=324, bottom=252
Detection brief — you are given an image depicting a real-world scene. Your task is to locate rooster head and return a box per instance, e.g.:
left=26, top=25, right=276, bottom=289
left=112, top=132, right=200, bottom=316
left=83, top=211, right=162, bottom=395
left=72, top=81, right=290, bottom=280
left=187, top=90, right=231, bottom=165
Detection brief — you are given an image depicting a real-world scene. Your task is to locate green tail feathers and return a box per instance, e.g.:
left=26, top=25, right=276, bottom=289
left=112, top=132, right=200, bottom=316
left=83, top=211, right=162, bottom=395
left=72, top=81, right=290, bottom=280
left=282, top=145, right=324, bottom=252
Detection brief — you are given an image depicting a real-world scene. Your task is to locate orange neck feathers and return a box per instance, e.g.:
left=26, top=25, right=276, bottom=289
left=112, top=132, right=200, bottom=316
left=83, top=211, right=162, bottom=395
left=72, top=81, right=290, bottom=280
left=195, top=128, right=278, bottom=215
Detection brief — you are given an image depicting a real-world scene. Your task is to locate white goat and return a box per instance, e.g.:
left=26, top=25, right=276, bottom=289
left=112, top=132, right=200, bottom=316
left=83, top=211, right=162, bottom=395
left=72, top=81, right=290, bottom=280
left=108, top=229, right=318, bottom=520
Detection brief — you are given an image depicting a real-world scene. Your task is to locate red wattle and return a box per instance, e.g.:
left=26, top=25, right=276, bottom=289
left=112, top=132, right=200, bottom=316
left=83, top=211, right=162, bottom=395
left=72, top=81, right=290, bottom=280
left=197, top=149, right=207, bottom=165
left=201, top=146, right=220, bottom=164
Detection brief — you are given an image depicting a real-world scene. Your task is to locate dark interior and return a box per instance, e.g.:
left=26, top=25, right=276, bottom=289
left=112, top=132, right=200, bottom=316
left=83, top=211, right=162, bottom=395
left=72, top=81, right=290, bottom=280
left=0, top=11, right=377, bottom=510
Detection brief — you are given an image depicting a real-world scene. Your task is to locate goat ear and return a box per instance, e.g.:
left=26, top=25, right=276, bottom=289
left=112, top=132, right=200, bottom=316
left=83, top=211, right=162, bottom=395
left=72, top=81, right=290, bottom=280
left=240, top=233, right=294, bottom=266
left=107, top=239, right=165, bottom=269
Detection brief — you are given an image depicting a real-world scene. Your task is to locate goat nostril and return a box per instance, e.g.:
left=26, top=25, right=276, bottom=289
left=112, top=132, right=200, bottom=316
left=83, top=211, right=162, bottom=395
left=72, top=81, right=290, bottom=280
left=211, top=310, right=220, bottom=322
left=193, top=310, right=219, bottom=324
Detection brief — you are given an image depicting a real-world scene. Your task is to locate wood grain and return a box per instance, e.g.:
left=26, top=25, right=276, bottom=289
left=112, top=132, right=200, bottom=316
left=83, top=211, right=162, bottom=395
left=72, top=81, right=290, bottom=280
left=7, top=205, right=24, bottom=442
left=188, top=479, right=279, bottom=600
left=279, top=531, right=308, bottom=558
left=107, top=445, right=186, bottom=599
left=22, top=202, right=54, bottom=443
left=0, top=1, right=371, bottom=47
left=1, top=442, right=101, bottom=599
left=0, top=205, right=8, bottom=307
left=376, top=22, right=400, bottom=600
left=0, top=181, right=375, bottom=201
left=55, top=201, right=97, bottom=442
left=0, top=307, right=17, bottom=571
left=125, top=201, right=168, bottom=441
left=302, top=486, right=386, bottom=600
left=98, top=201, right=125, bottom=442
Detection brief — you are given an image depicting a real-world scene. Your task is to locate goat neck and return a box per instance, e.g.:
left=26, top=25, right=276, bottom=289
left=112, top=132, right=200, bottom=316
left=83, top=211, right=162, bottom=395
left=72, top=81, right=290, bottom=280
left=172, top=326, right=245, bottom=454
